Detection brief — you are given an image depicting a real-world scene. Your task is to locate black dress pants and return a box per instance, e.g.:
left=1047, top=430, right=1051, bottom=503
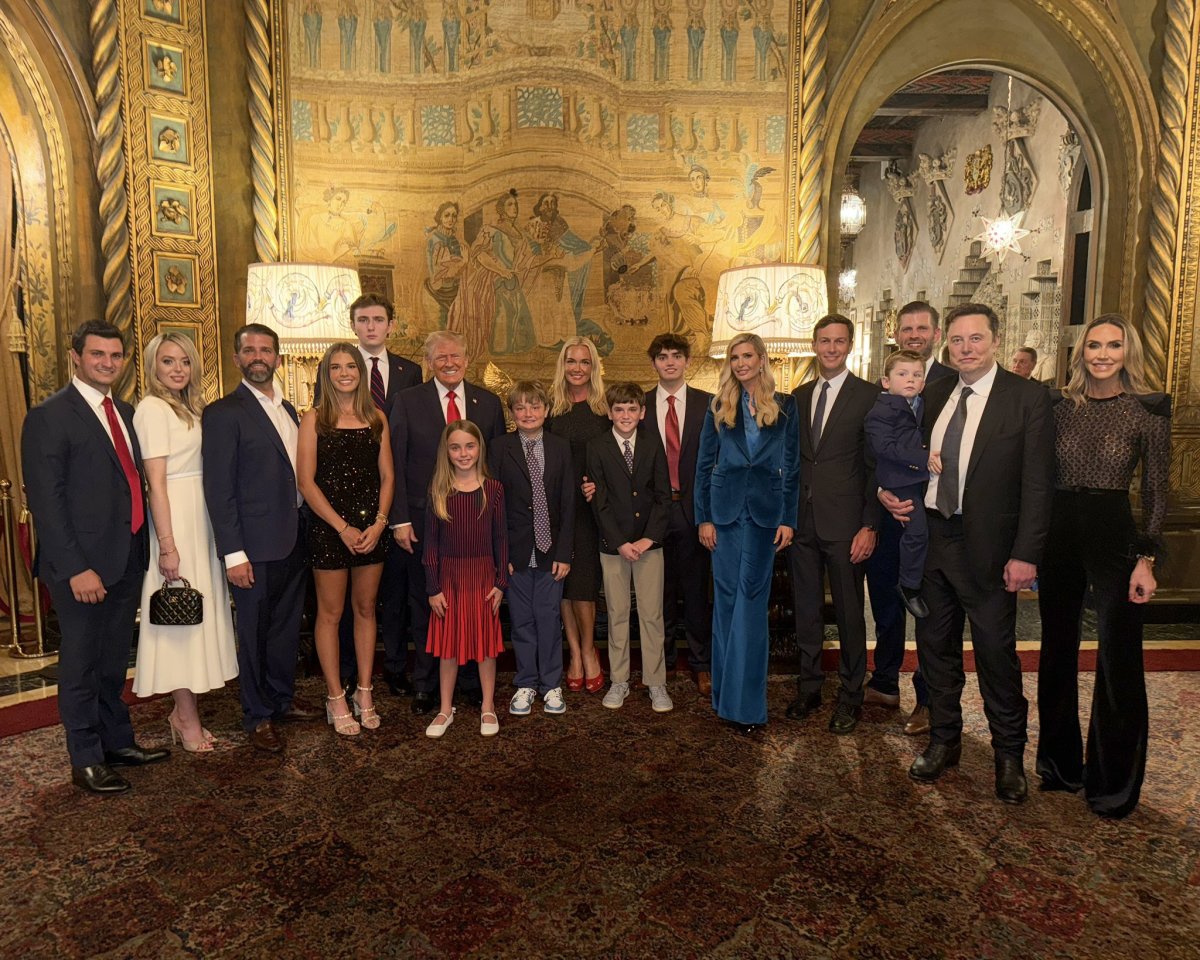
left=662, top=499, right=712, bottom=672
left=1037, top=490, right=1147, bottom=818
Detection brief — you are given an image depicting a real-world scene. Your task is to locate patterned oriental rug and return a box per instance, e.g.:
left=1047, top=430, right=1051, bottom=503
left=2, top=673, right=1197, bottom=958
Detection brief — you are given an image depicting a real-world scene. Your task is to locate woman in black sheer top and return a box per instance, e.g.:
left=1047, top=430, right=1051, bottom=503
left=1037, top=314, right=1171, bottom=818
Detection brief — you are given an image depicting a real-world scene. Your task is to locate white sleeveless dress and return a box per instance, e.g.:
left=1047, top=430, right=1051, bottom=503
left=132, top=396, right=238, bottom=695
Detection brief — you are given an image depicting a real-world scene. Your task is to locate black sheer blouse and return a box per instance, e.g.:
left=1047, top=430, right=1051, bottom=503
left=1052, top=392, right=1172, bottom=554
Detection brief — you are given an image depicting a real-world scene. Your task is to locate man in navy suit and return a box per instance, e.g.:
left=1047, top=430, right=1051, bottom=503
left=641, top=333, right=714, bottom=693
left=329, top=294, right=422, bottom=696
left=864, top=300, right=956, bottom=734
left=389, top=330, right=506, bottom=714
left=22, top=320, right=168, bottom=794
left=202, top=323, right=320, bottom=753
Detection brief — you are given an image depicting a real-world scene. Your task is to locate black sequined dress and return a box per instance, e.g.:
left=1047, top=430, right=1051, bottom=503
left=309, top=427, right=387, bottom=569
left=546, top=399, right=610, bottom=602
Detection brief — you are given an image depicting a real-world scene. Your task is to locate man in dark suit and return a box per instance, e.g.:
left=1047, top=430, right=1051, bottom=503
left=786, top=314, right=881, bottom=734
left=202, top=323, right=320, bottom=754
left=641, top=333, right=714, bottom=693
left=883, top=303, right=1054, bottom=804
left=389, top=330, right=507, bottom=714
left=328, top=294, right=422, bottom=697
left=21, top=321, right=168, bottom=794
left=864, top=300, right=956, bottom=734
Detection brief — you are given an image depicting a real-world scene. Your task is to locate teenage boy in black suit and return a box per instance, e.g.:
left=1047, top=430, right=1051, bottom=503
left=489, top=380, right=575, bottom=716
left=389, top=330, right=506, bottom=714
left=22, top=320, right=167, bottom=794
left=586, top=382, right=671, bottom=713
left=641, top=333, right=714, bottom=693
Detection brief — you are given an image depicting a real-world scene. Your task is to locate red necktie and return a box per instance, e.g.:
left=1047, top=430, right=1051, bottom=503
left=369, top=356, right=386, bottom=411
left=445, top=389, right=460, bottom=423
left=665, top=394, right=682, bottom=491
left=102, top=396, right=144, bottom=534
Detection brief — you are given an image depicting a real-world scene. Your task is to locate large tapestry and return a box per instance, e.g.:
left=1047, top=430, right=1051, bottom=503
left=283, top=0, right=789, bottom=383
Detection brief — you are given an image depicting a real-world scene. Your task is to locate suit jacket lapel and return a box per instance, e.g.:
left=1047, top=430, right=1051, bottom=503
left=816, top=376, right=855, bottom=451
left=965, top=372, right=1008, bottom=483
left=509, top=436, right=532, bottom=482
left=682, top=386, right=705, bottom=456
left=795, top=382, right=816, bottom=459
left=729, top=402, right=750, bottom=460
left=238, top=383, right=291, bottom=465
left=67, top=386, right=124, bottom=475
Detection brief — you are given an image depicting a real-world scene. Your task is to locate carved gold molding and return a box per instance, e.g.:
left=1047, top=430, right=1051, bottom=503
left=245, top=0, right=281, bottom=262
left=792, top=0, right=828, bottom=266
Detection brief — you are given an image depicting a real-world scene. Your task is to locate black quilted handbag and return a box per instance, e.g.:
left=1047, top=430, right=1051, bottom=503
left=148, top=577, right=204, bottom=626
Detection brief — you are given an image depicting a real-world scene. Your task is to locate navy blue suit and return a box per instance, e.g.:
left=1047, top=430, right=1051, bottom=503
left=695, top=393, right=799, bottom=724
left=865, top=359, right=955, bottom=702
left=202, top=383, right=306, bottom=732
left=388, top=379, right=506, bottom=694
left=865, top=393, right=930, bottom=590
left=22, top=383, right=149, bottom=768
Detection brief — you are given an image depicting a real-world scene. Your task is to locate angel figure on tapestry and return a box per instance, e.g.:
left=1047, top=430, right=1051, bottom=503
left=727, top=165, right=784, bottom=267
left=296, top=185, right=395, bottom=263
left=447, top=190, right=535, bottom=358
left=522, top=194, right=602, bottom=350
left=422, top=201, right=466, bottom=328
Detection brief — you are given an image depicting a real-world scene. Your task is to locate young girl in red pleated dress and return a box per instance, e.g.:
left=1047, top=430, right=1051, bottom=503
left=423, top=420, right=509, bottom=739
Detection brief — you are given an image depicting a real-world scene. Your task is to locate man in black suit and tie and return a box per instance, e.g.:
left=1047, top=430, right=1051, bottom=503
left=22, top=320, right=168, bottom=794
left=864, top=300, right=956, bottom=734
left=389, top=330, right=507, bottom=714
left=202, top=323, right=321, bottom=754
left=883, top=303, right=1054, bottom=804
left=786, top=314, right=881, bottom=734
left=641, top=333, right=714, bottom=693
left=331, top=294, right=422, bottom=696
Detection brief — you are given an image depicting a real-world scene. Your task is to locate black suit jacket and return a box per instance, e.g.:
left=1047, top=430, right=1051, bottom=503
left=586, top=432, right=670, bottom=554
left=388, top=379, right=507, bottom=526
left=922, top=366, right=1055, bottom=588
left=201, top=383, right=302, bottom=564
left=792, top=372, right=881, bottom=542
left=641, top=385, right=712, bottom=526
left=488, top=431, right=575, bottom=567
left=313, top=348, right=421, bottom=419
left=21, top=384, right=149, bottom=585
left=864, top=394, right=929, bottom=491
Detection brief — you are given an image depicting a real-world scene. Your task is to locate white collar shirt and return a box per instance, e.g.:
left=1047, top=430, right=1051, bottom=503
left=924, top=362, right=999, bottom=514
left=613, top=428, right=637, bottom=455
left=359, top=345, right=388, bottom=395
left=72, top=376, right=133, bottom=451
left=435, top=378, right=467, bottom=423
left=655, top=383, right=686, bottom=446
left=810, top=367, right=851, bottom=435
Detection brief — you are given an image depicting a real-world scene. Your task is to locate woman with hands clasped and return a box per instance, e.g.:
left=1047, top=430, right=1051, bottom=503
left=298, top=342, right=394, bottom=737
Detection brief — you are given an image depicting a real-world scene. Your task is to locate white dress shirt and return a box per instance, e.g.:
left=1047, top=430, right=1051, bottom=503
left=435, top=377, right=467, bottom=421
left=613, top=427, right=638, bottom=453
left=359, top=345, right=389, bottom=395
left=810, top=367, right=850, bottom=435
left=72, top=376, right=134, bottom=451
left=924, top=362, right=999, bottom=514
left=655, top=383, right=687, bottom=444
left=224, top=380, right=300, bottom=569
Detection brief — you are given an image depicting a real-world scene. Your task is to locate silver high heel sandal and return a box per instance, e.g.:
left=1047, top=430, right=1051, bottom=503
left=326, top=690, right=361, bottom=736
left=352, top=684, right=381, bottom=730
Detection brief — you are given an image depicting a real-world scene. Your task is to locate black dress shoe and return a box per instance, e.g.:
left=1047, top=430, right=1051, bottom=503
left=725, top=719, right=764, bottom=735
left=385, top=672, right=414, bottom=697
left=411, top=691, right=436, bottom=715
left=459, top=690, right=484, bottom=709
left=908, top=740, right=962, bottom=782
left=72, top=764, right=131, bottom=794
left=276, top=698, right=322, bottom=722
left=104, top=745, right=170, bottom=766
left=896, top=584, right=930, bottom=619
left=785, top=691, right=821, bottom=720
left=828, top=702, right=862, bottom=735
left=995, top=754, right=1028, bottom=805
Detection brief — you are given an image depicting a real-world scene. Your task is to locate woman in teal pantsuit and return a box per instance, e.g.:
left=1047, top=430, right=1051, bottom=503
left=695, top=333, right=799, bottom=731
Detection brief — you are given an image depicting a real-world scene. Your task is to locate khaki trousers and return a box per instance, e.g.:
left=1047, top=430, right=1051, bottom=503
left=599, top=548, right=666, bottom=686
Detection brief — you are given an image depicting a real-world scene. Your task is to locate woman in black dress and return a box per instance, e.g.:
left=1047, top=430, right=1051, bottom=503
left=298, top=342, right=395, bottom=736
left=546, top=336, right=610, bottom=692
left=1037, top=314, right=1170, bottom=818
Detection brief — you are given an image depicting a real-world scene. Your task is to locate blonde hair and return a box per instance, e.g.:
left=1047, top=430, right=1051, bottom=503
left=711, top=333, right=780, bottom=429
left=314, top=342, right=384, bottom=441
left=143, top=332, right=205, bottom=427
left=424, top=329, right=466, bottom=362
left=430, top=419, right=491, bottom=522
left=1062, top=313, right=1150, bottom=407
left=550, top=337, right=608, bottom=416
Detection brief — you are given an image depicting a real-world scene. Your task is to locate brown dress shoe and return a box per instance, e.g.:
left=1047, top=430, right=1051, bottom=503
left=276, top=698, right=322, bottom=722
left=696, top=671, right=712, bottom=696
left=863, top=687, right=901, bottom=709
left=904, top=705, right=931, bottom=736
left=249, top=720, right=284, bottom=753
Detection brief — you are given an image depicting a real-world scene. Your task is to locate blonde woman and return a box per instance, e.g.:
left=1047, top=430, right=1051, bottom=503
left=1037, top=314, right=1171, bottom=817
left=694, top=333, right=799, bottom=732
left=133, top=333, right=237, bottom=752
left=297, top=342, right=394, bottom=736
left=545, top=336, right=610, bottom=692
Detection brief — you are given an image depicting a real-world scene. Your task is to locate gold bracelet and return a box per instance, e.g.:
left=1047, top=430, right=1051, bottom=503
left=1136, top=554, right=1156, bottom=567
left=375, top=512, right=388, bottom=525
left=339, top=521, right=350, bottom=534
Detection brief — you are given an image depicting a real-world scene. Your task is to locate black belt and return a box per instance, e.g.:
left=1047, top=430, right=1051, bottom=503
left=670, top=490, right=683, bottom=502
left=926, top=508, right=962, bottom=523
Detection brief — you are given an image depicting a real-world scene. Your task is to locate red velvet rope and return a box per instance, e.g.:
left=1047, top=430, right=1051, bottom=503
left=0, top=519, right=50, bottom=621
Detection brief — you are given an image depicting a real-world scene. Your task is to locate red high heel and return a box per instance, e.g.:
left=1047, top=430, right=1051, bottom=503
left=583, top=668, right=605, bottom=694
left=566, top=675, right=585, bottom=693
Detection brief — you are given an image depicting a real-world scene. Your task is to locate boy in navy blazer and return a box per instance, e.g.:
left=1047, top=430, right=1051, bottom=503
left=586, top=382, right=672, bottom=713
left=864, top=350, right=932, bottom=619
left=489, top=380, right=575, bottom=716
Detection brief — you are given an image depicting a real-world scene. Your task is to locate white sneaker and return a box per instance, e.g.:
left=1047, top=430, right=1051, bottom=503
left=425, top=708, right=455, bottom=738
left=649, top=685, right=674, bottom=713
left=509, top=687, right=537, bottom=716
left=602, top=681, right=630, bottom=709
left=543, top=687, right=566, bottom=714
left=480, top=711, right=500, bottom=737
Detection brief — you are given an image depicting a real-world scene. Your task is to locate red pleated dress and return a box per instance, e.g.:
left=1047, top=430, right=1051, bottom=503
left=423, top=480, right=509, bottom=664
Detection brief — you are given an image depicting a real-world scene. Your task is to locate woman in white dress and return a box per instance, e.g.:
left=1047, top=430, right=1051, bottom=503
left=133, top=333, right=238, bottom=751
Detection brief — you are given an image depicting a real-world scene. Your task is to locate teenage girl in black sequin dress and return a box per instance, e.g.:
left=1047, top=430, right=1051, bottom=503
left=298, top=342, right=395, bottom=737
left=1037, top=314, right=1171, bottom=818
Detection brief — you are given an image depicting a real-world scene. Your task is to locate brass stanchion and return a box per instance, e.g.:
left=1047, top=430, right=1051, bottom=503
left=21, top=489, right=46, bottom=657
left=1, top=478, right=45, bottom=659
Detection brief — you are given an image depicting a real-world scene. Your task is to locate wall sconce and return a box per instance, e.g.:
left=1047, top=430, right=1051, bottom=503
left=838, top=268, right=857, bottom=306
left=840, top=185, right=867, bottom=238
left=710, top=263, right=829, bottom=361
